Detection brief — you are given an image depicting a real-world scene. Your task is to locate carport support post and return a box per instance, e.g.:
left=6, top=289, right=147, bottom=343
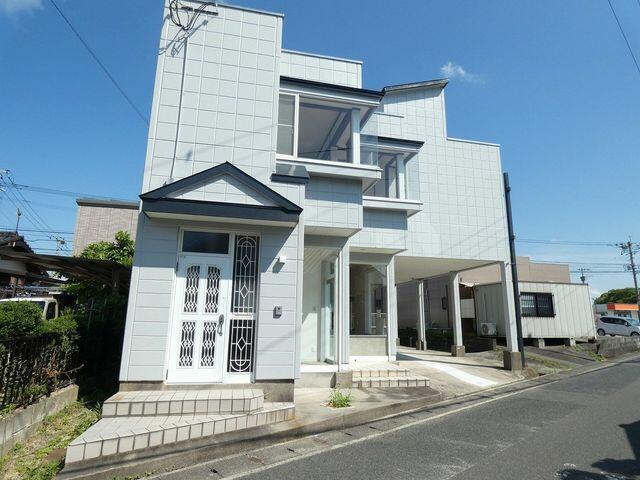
left=417, top=280, right=427, bottom=350
left=450, top=272, right=465, bottom=357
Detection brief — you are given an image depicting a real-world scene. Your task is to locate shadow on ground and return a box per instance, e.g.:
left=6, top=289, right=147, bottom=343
left=556, top=419, right=640, bottom=479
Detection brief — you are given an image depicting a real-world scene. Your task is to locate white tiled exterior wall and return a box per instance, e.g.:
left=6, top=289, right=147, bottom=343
left=351, top=210, right=407, bottom=251
left=303, top=177, right=362, bottom=231
left=376, top=88, right=509, bottom=262
left=280, top=50, right=362, bottom=88
left=121, top=2, right=304, bottom=382
left=144, top=2, right=283, bottom=190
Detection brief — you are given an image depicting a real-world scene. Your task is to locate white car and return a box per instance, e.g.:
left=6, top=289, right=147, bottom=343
left=596, top=316, right=640, bottom=337
left=0, top=297, right=59, bottom=320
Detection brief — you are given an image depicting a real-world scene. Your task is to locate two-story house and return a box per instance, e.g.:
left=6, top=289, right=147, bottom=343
left=63, top=0, right=521, bottom=468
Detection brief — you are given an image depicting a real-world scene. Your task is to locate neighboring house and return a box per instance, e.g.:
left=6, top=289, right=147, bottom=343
left=460, top=256, right=571, bottom=284
left=474, top=282, right=595, bottom=346
left=119, top=1, right=522, bottom=399
left=73, top=198, right=139, bottom=254
left=398, top=257, right=593, bottom=347
left=595, top=303, right=640, bottom=319
left=0, top=232, right=49, bottom=296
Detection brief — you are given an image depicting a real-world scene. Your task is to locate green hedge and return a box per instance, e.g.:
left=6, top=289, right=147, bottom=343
left=0, top=302, right=43, bottom=339
left=0, top=301, right=78, bottom=340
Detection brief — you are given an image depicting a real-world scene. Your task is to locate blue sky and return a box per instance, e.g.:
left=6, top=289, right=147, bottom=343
left=1, top=0, right=639, bottom=297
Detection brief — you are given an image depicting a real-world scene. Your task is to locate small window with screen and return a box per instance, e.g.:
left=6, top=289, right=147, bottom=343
left=182, top=231, right=230, bottom=255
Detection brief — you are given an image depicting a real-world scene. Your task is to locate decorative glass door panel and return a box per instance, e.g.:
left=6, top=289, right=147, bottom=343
left=168, top=256, right=231, bottom=383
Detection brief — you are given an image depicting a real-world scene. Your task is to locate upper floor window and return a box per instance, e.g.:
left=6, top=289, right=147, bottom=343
left=277, top=94, right=353, bottom=163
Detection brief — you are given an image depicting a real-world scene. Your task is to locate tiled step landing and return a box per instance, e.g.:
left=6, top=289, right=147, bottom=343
left=102, top=388, right=264, bottom=417
left=351, top=364, right=430, bottom=389
left=65, top=389, right=293, bottom=466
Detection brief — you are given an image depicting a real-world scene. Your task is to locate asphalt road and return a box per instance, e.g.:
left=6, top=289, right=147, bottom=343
left=159, top=356, right=640, bottom=480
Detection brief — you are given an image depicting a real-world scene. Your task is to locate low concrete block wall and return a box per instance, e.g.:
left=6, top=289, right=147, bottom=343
left=596, top=337, right=640, bottom=358
left=0, top=384, right=78, bottom=456
left=350, top=336, right=387, bottom=356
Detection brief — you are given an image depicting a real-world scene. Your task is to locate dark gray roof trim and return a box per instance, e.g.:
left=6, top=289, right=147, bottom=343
left=374, top=136, right=425, bottom=149
left=383, top=78, right=449, bottom=93
left=140, top=162, right=302, bottom=214
left=142, top=198, right=300, bottom=223
left=280, top=76, right=383, bottom=100
left=271, top=163, right=309, bottom=185
left=76, top=198, right=139, bottom=209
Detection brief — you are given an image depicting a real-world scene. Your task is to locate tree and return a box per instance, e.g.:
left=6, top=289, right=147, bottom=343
left=79, top=230, right=134, bottom=267
left=65, top=231, right=134, bottom=401
left=594, top=288, right=638, bottom=305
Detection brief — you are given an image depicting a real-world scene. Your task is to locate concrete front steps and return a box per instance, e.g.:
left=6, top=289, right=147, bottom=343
left=65, top=389, right=293, bottom=466
left=351, top=365, right=430, bottom=389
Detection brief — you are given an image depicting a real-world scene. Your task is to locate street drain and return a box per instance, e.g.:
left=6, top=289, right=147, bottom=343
left=286, top=447, right=295, bottom=453
left=343, top=431, right=353, bottom=436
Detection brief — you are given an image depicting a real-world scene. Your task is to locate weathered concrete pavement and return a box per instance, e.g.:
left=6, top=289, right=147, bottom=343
left=152, top=354, right=640, bottom=479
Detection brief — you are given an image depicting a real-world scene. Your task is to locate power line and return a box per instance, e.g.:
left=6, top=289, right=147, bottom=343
left=48, top=0, right=149, bottom=126
left=607, top=0, right=640, bottom=77
left=12, top=183, right=133, bottom=202
left=516, top=238, right=615, bottom=246
left=0, top=227, right=74, bottom=235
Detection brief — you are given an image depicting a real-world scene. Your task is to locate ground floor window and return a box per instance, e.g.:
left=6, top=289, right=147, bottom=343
left=520, top=292, right=554, bottom=317
left=349, top=264, right=388, bottom=335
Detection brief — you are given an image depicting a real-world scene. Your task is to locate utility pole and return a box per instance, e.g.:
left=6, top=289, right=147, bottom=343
left=15, top=208, right=21, bottom=234
left=503, top=172, right=525, bottom=368
left=619, top=239, right=640, bottom=321
left=579, top=268, right=587, bottom=284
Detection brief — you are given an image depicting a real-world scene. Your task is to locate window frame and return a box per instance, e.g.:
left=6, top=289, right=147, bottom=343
left=276, top=92, right=355, bottom=163
left=520, top=292, right=555, bottom=318
left=276, top=93, right=299, bottom=160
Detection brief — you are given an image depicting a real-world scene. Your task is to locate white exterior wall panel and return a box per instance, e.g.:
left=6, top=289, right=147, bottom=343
left=304, top=177, right=362, bottom=231
left=280, top=50, right=362, bottom=88
left=351, top=209, right=407, bottom=251
left=379, top=88, right=509, bottom=264
left=144, top=2, right=283, bottom=192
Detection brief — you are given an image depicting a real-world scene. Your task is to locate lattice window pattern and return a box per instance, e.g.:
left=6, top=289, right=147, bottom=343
left=227, top=318, right=255, bottom=373
left=232, top=236, right=259, bottom=314
left=183, top=265, right=200, bottom=313
left=200, top=321, right=217, bottom=367
left=205, top=266, right=221, bottom=313
left=228, top=235, right=259, bottom=373
left=178, top=321, right=196, bottom=367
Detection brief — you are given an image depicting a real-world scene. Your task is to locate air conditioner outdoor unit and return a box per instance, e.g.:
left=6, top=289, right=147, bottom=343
left=480, top=322, right=497, bottom=336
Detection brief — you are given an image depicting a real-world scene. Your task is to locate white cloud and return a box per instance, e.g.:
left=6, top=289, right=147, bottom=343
left=440, top=61, right=483, bottom=84
left=0, top=0, right=43, bottom=17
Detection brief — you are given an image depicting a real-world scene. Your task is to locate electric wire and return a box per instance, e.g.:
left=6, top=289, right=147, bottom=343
left=48, top=0, right=149, bottom=126
left=607, top=0, right=640, bottom=77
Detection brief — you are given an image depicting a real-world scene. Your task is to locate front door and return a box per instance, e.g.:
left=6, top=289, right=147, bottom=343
left=168, top=254, right=232, bottom=383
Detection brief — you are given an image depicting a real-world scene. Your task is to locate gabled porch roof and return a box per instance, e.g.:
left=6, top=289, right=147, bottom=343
left=140, top=162, right=303, bottom=227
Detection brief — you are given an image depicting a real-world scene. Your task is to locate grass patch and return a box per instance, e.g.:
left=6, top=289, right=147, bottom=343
left=0, top=402, right=99, bottom=480
left=572, top=344, right=605, bottom=362
left=327, top=388, right=353, bottom=408
left=525, top=352, right=573, bottom=374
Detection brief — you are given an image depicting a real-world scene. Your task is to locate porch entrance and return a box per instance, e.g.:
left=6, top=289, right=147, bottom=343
left=301, top=247, right=339, bottom=365
left=167, top=230, right=260, bottom=383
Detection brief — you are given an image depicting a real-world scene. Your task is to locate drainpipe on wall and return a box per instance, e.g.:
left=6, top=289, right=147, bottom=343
left=503, top=172, right=525, bottom=368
